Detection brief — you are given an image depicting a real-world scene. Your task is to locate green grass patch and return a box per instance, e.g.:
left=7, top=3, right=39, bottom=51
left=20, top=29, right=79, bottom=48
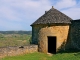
left=1, top=52, right=80, bottom=60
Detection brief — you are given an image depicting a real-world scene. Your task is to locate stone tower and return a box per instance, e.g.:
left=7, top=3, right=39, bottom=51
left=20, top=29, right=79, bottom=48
left=31, top=6, right=72, bottom=54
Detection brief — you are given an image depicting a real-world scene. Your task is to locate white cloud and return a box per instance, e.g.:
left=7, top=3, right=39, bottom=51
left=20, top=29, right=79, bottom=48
left=53, top=0, right=80, bottom=19
left=55, top=0, right=76, bottom=9
left=0, top=0, right=51, bottom=22
left=0, top=0, right=80, bottom=31
left=62, top=7, right=80, bottom=19
left=0, top=6, right=21, bottom=21
left=0, top=0, right=52, bottom=30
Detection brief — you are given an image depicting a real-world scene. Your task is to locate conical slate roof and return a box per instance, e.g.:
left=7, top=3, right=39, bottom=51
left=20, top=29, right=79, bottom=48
left=31, top=6, right=72, bottom=26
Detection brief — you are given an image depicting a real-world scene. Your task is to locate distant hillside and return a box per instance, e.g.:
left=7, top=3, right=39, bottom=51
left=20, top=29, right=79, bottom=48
left=0, top=31, right=32, bottom=35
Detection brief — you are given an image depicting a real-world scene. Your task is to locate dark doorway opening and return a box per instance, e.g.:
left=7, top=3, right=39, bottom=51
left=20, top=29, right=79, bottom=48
left=48, top=36, right=56, bottom=54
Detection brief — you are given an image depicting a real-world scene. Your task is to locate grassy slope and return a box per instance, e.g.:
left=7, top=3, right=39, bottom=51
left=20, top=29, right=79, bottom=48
left=1, top=52, right=80, bottom=60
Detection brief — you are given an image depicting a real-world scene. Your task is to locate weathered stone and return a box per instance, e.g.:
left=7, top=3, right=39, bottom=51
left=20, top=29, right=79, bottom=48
left=31, top=7, right=80, bottom=54
left=32, top=24, right=70, bottom=53
left=0, top=45, right=38, bottom=58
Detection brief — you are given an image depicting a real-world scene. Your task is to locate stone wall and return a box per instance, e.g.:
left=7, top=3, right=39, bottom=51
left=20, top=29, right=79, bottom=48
left=32, top=24, right=70, bottom=53
left=31, top=21, right=80, bottom=53
left=70, top=20, right=80, bottom=50
left=32, top=25, right=47, bottom=44
left=0, top=45, right=38, bottom=58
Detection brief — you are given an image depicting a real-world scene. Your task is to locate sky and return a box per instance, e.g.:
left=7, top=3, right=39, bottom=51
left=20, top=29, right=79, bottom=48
left=0, top=0, right=80, bottom=31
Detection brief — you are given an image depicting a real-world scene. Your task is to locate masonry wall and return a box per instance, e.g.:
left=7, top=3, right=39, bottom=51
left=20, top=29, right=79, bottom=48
left=32, top=25, right=48, bottom=44
left=70, top=20, right=80, bottom=50
left=0, top=45, right=38, bottom=58
left=32, top=24, right=70, bottom=53
left=32, top=26, right=39, bottom=44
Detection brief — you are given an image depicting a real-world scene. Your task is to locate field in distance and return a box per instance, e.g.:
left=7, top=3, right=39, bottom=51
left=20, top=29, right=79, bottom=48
left=0, top=31, right=32, bottom=47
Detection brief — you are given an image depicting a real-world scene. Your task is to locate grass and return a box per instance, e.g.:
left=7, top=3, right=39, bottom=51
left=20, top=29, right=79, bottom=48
left=1, top=52, right=80, bottom=60
left=0, top=34, right=31, bottom=47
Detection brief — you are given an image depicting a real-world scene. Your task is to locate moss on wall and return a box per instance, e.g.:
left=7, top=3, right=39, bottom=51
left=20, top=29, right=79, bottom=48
left=70, top=21, right=80, bottom=50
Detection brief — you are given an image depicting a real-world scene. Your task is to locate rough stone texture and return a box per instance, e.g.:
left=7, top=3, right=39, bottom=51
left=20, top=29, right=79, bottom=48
left=31, top=7, right=73, bottom=53
left=0, top=45, right=38, bottom=58
left=70, top=20, right=80, bottom=50
left=32, top=24, right=70, bottom=53
left=32, top=25, right=47, bottom=44
left=31, top=20, right=80, bottom=53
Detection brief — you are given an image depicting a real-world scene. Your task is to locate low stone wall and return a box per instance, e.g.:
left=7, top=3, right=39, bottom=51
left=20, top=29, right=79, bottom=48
left=0, top=45, right=38, bottom=58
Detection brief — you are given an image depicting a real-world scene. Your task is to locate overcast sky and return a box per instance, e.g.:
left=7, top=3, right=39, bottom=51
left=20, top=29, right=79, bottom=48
left=0, top=0, right=80, bottom=31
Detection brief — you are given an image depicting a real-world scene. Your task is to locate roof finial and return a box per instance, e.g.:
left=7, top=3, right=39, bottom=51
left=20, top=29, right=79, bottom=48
left=52, top=6, right=54, bottom=8
left=45, top=11, right=47, bottom=13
